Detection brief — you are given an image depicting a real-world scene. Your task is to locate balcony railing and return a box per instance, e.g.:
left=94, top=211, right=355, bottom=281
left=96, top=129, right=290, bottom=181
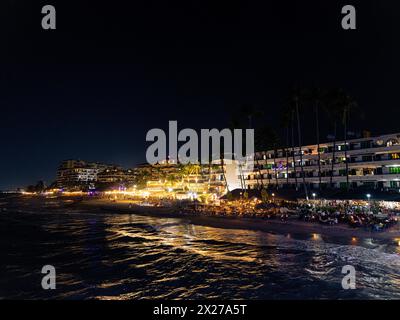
left=253, top=155, right=400, bottom=171
left=255, top=144, right=400, bottom=161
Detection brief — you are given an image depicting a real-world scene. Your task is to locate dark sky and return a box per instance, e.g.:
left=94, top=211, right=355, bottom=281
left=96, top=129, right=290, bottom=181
left=0, top=0, right=399, bottom=189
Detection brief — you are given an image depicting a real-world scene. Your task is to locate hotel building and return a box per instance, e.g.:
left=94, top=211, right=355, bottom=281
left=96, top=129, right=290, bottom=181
left=56, top=160, right=135, bottom=190
left=97, top=167, right=135, bottom=185
left=134, top=160, right=227, bottom=197
left=245, top=132, right=400, bottom=191
left=56, top=160, right=99, bottom=189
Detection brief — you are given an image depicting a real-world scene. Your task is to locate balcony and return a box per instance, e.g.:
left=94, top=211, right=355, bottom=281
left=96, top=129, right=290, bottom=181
left=245, top=173, right=400, bottom=185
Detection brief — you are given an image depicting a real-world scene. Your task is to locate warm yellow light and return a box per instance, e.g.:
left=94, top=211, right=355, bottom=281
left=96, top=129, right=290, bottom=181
left=312, top=233, right=320, bottom=240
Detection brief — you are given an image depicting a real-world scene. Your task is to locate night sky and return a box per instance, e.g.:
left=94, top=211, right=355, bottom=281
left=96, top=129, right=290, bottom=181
left=1, top=0, right=400, bottom=189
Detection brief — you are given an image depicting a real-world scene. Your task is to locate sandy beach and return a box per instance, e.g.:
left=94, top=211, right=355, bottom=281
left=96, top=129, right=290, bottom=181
left=75, top=198, right=400, bottom=241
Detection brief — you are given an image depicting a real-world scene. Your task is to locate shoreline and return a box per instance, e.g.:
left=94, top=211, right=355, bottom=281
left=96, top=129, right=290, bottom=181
left=76, top=199, right=400, bottom=241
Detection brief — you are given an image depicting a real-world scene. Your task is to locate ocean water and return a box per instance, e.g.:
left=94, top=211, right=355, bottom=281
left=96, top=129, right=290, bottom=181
left=1, top=197, right=400, bottom=299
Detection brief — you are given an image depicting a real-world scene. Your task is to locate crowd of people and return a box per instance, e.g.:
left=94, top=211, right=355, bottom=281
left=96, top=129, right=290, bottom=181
left=121, top=194, right=399, bottom=232
left=179, top=199, right=399, bottom=232
left=296, top=202, right=398, bottom=231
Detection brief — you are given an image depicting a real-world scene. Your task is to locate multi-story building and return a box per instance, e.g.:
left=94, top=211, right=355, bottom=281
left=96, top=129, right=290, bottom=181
left=134, top=160, right=179, bottom=181
left=97, top=167, right=135, bottom=185
left=133, top=160, right=227, bottom=195
left=245, top=132, right=400, bottom=191
left=57, top=160, right=99, bottom=189
left=56, top=160, right=135, bottom=190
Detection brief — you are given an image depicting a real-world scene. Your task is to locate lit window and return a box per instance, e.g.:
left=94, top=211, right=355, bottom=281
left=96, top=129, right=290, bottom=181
left=389, top=167, right=400, bottom=174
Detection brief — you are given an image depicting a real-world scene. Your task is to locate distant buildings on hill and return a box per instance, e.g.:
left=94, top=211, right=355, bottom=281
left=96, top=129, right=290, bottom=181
left=56, top=131, right=400, bottom=194
left=55, top=159, right=228, bottom=194
left=56, top=159, right=135, bottom=191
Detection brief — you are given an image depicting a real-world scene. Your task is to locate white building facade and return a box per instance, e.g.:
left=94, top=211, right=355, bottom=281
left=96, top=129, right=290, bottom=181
left=245, top=132, right=400, bottom=191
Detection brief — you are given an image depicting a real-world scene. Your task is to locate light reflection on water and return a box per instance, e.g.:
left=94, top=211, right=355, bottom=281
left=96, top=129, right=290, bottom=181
left=1, top=206, right=400, bottom=299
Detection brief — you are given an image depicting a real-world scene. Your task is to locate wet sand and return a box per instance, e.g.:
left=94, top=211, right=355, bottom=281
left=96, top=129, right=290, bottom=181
left=77, top=198, right=400, bottom=241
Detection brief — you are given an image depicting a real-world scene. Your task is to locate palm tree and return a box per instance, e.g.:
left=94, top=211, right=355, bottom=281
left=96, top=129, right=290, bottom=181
left=220, top=156, right=229, bottom=193
left=280, top=106, right=293, bottom=188
left=134, top=169, right=151, bottom=189
left=239, top=103, right=264, bottom=130
left=211, top=140, right=230, bottom=194
left=254, top=131, right=268, bottom=190
left=332, top=90, right=359, bottom=190
left=179, top=163, right=202, bottom=192
left=271, top=145, right=279, bottom=189
left=255, top=126, right=280, bottom=190
left=237, top=104, right=264, bottom=191
left=330, top=121, right=338, bottom=188
left=305, top=87, right=328, bottom=189
left=287, top=87, right=309, bottom=199
left=343, top=106, right=350, bottom=190
left=326, top=88, right=347, bottom=188
left=326, top=109, right=339, bottom=187
left=290, top=110, right=298, bottom=189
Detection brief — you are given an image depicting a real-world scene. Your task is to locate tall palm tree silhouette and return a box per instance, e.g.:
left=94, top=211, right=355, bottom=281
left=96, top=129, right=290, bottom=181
left=304, top=87, right=329, bottom=189
left=284, top=86, right=309, bottom=199
left=255, top=126, right=280, bottom=190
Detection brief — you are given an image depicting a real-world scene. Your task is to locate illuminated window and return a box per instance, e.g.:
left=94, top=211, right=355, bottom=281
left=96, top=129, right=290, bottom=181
left=387, top=139, right=399, bottom=147
left=389, top=167, right=400, bottom=174
left=390, top=181, right=400, bottom=188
